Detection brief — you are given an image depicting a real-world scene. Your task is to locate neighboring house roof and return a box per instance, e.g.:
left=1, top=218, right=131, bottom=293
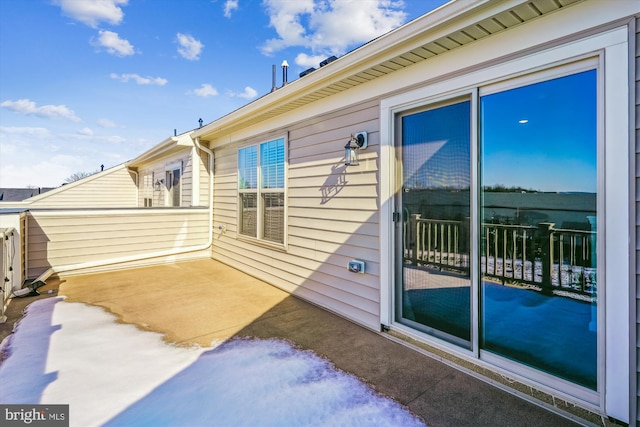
left=0, top=187, right=56, bottom=201
left=193, top=0, right=584, bottom=142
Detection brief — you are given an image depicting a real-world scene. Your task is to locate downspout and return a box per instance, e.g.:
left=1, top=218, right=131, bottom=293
left=129, top=169, right=139, bottom=206
left=23, top=139, right=215, bottom=289
left=193, top=136, right=214, bottom=252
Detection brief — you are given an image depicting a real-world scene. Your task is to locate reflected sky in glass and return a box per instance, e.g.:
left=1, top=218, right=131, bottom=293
left=402, top=101, right=471, bottom=189
left=481, top=70, right=597, bottom=193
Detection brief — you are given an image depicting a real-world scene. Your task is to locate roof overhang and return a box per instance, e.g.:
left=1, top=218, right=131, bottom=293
left=127, top=131, right=195, bottom=167
left=193, top=0, right=584, bottom=143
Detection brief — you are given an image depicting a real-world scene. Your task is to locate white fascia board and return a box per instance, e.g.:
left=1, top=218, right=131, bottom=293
left=174, top=132, right=195, bottom=146
left=128, top=132, right=194, bottom=166
left=127, top=137, right=176, bottom=166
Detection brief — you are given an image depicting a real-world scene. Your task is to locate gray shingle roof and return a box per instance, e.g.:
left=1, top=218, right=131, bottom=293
left=0, top=187, right=56, bottom=201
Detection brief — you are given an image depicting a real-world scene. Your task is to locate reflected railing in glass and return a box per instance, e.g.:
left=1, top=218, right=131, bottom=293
left=403, top=216, right=596, bottom=299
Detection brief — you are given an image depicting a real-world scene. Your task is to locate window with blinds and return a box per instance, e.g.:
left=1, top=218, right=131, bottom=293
left=238, top=137, right=285, bottom=244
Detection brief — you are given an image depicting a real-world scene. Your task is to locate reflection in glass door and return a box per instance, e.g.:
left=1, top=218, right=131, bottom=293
left=398, top=100, right=471, bottom=346
left=479, top=70, right=598, bottom=389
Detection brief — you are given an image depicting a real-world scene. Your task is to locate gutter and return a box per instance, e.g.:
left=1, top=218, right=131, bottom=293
left=20, top=139, right=215, bottom=290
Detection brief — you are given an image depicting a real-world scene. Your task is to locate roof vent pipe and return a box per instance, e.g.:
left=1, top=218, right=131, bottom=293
left=271, top=64, right=277, bottom=92
left=281, top=60, right=289, bottom=86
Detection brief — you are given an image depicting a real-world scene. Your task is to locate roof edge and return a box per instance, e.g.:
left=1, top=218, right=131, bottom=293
left=192, top=0, right=493, bottom=140
left=127, top=132, right=195, bottom=166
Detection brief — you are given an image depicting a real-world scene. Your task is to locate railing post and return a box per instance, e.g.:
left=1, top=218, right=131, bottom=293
left=538, top=222, right=554, bottom=295
left=410, top=214, right=420, bottom=265
left=461, top=218, right=470, bottom=269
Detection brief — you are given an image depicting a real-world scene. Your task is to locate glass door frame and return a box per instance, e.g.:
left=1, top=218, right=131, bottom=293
left=392, top=91, right=480, bottom=354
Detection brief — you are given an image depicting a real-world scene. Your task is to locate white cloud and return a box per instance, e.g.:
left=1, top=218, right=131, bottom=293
left=261, top=0, right=407, bottom=57
left=224, top=0, right=239, bottom=18
left=0, top=127, right=81, bottom=189
left=0, top=125, right=138, bottom=188
left=110, top=73, right=167, bottom=85
left=97, top=118, right=117, bottom=128
left=295, top=52, right=326, bottom=68
left=189, top=84, right=218, bottom=98
left=261, top=0, right=314, bottom=56
left=0, top=126, right=52, bottom=138
left=0, top=99, right=81, bottom=122
left=176, top=33, right=204, bottom=60
left=95, top=30, right=135, bottom=57
left=1, top=161, right=70, bottom=188
left=228, top=86, right=258, bottom=100
left=55, top=0, right=128, bottom=28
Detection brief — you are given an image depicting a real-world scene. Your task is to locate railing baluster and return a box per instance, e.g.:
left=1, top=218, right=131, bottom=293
left=512, top=229, right=517, bottom=279
left=447, top=224, right=452, bottom=266
left=558, top=233, right=564, bottom=288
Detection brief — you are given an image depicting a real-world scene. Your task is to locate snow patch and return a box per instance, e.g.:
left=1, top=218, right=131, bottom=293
left=0, top=298, right=424, bottom=427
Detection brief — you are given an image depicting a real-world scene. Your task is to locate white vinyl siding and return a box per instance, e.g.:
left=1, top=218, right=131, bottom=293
left=182, top=158, right=193, bottom=206
left=23, top=165, right=137, bottom=208
left=198, top=149, right=210, bottom=206
left=25, top=209, right=209, bottom=278
left=212, top=100, right=381, bottom=328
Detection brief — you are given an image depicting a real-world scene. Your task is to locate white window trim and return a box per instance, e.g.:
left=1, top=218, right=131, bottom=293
left=380, top=26, right=629, bottom=420
left=237, top=136, right=288, bottom=248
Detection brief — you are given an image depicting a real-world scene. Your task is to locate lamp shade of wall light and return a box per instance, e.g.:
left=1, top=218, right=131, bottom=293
left=344, top=132, right=367, bottom=166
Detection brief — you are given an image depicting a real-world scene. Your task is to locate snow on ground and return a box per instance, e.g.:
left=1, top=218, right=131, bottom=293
left=0, top=298, right=424, bottom=427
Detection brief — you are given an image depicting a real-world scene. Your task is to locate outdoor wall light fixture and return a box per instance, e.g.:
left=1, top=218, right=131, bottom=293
left=155, top=178, right=164, bottom=191
left=344, top=132, right=367, bottom=166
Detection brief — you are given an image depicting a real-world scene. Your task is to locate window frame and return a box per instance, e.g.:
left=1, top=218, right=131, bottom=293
left=379, top=26, right=629, bottom=418
left=237, top=136, right=287, bottom=247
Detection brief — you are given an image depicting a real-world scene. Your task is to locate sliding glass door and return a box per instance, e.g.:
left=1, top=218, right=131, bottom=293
left=397, top=99, right=472, bottom=346
left=396, top=68, right=598, bottom=391
left=479, top=70, right=598, bottom=389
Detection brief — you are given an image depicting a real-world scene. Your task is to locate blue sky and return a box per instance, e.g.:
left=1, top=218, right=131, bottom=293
left=481, top=70, right=597, bottom=193
left=0, top=0, right=449, bottom=188
left=401, top=70, right=597, bottom=194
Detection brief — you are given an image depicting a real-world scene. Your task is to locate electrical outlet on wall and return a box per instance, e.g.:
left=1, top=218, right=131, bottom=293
left=348, top=260, right=365, bottom=274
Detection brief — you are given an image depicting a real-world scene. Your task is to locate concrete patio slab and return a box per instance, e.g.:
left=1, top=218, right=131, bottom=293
left=3, top=259, right=581, bottom=426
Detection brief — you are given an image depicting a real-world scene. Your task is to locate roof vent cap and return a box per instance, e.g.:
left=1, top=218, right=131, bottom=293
left=319, top=56, right=337, bottom=67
